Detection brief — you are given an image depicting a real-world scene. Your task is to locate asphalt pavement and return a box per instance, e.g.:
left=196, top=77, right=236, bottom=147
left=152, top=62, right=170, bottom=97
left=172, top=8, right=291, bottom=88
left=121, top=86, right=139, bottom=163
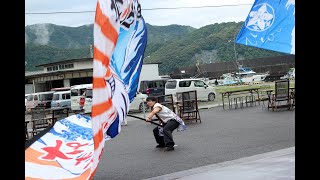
left=25, top=99, right=295, bottom=180
left=93, top=105, right=295, bottom=180
left=145, top=147, right=294, bottom=180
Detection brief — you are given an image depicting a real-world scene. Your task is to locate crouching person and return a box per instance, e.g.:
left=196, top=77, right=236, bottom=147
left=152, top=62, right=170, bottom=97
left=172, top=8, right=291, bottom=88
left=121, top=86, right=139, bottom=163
left=145, top=96, right=186, bottom=151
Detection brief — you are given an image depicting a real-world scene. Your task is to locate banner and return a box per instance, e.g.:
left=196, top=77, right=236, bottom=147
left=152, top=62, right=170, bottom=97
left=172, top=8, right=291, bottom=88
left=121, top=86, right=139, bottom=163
left=25, top=115, right=94, bottom=179
left=235, top=0, right=295, bottom=54
left=91, top=0, right=147, bottom=177
left=25, top=0, right=147, bottom=179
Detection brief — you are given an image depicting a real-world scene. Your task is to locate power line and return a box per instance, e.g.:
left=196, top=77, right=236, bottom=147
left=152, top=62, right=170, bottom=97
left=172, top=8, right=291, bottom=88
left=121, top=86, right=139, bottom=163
left=26, top=4, right=252, bottom=15
left=143, top=4, right=252, bottom=10
left=26, top=11, right=94, bottom=15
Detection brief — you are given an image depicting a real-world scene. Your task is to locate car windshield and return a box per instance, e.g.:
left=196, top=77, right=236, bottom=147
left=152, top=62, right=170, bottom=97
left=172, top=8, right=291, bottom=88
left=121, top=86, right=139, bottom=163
left=155, top=81, right=164, bottom=88
left=39, top=93, right=53, bottom=101
left=52, top=94, right=60, bottom=100
left=27, top=95, right=33, bottom=101
left=146, top=82, right=154, bottom=88
left=80, top=88, right=86, bottom=96
left=71, top=89, right=79, bottom=96
left=165, top=81, right=177, bottom=89
left=86, top=89, right=93, bottom=98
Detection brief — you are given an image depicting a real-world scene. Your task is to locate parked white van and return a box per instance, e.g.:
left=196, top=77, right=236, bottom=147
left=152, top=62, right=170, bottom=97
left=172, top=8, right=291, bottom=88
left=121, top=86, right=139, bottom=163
left=26, top=93, right=40, bottom=112
left=165, top=79, right=216, bottom=102
left=25, top=94, right=30, bottom=111
left=51, top=90, right=71, bottom=109
left=81, top=87, right=93, bottom=114
left=70, top=84, right=92, bottom=111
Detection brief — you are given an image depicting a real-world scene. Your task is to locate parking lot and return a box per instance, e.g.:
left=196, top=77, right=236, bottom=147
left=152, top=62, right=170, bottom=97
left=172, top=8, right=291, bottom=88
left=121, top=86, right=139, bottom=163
left=93, top=105, right=295, bottom=179
left=25, top=87, right=295, bottom=179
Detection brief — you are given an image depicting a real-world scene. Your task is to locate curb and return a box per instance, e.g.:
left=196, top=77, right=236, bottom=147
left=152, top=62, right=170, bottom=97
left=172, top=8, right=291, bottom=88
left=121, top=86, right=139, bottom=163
left=144, top=147, right=295, bottom=180
left=198, top=104, right=221, bottom=110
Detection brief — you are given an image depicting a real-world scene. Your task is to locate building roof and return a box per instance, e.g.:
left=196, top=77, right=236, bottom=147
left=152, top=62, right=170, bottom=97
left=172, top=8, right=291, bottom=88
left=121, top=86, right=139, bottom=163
left=25, top=68, right=93, bottom=78
left=25, top=70, right=45, bottom=76
left=36, top=58, right=93, bottom=67
left=36, top=57, right=162, bottom=67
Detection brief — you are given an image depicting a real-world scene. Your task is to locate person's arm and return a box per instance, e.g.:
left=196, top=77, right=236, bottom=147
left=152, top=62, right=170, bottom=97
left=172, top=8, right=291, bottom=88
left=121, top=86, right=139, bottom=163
left=146, top=106, right=162, bottom=121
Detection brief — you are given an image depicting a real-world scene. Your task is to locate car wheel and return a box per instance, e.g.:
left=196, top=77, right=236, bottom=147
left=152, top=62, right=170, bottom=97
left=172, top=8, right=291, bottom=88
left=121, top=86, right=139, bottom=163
left=139, top=102, right=148, bottom=112
left=208, top=93, right=215, bottom=101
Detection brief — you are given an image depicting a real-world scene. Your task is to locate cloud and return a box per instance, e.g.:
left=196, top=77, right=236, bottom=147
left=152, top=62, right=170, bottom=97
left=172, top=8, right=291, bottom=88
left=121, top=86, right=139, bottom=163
left=25, top=0, right=254, bottom=28
left=29, top=24, right=53, bottom=45
left=143, top=5, right=252, bottom=28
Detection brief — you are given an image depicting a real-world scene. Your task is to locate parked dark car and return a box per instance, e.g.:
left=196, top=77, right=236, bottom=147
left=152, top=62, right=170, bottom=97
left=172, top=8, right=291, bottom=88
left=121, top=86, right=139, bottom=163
left=139, top=79, right=169, bottom=97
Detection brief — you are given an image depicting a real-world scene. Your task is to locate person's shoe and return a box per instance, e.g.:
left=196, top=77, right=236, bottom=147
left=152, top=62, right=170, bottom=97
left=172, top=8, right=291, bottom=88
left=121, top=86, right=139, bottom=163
left=156, top=144, right=165, bottom=148
left=164, top=146, right=174, bottom=151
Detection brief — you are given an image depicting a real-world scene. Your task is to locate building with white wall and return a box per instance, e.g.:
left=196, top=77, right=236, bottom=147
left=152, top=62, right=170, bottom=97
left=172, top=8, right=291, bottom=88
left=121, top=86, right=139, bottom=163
left=25, top=58, right=161, bottom=93
left=139, top=64, right=160, bottom=81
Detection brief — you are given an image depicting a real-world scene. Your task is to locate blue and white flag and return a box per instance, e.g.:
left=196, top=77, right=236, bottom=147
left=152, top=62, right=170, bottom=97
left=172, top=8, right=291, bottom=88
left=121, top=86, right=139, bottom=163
left=236, top=0, right=295, bottom=54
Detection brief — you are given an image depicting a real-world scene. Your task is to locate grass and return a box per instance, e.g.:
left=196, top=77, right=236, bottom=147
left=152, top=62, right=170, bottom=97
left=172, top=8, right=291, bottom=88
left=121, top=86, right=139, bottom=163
left=215, top=81, right=295, bottom=93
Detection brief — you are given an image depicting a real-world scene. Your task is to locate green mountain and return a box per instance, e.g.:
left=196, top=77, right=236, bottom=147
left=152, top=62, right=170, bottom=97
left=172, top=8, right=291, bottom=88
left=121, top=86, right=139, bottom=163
left=144, top=24, right=196, bottom=55
left=25, top=22, right=284, bottom=73
left=25, top=23, right=93, bottom=49
left=144, top=22, right=284, bottom=73
left=25, top=44, right=91, bottom=71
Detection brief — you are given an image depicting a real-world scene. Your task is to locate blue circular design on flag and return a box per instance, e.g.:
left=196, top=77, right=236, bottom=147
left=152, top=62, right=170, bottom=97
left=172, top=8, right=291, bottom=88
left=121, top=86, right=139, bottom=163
left=245, top=3, right=275, bottom=32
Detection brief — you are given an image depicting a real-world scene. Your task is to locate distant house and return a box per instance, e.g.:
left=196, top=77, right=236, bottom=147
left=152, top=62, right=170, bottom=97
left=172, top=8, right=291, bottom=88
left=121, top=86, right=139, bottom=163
left=171, top=55, right=295, bottom=79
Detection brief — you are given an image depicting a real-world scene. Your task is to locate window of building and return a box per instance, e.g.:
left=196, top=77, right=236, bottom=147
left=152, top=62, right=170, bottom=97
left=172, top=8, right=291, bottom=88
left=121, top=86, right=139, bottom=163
left=59, top=63, right=74, bottom=70
left=47, top=63, right=74, bottom=72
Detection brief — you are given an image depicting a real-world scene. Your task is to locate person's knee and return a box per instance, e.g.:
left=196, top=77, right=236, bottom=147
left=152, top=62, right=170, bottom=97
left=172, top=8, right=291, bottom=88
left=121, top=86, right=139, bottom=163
left=163, top=125, right=168, bottom=130
left=163, top=126, right=171, bottom=132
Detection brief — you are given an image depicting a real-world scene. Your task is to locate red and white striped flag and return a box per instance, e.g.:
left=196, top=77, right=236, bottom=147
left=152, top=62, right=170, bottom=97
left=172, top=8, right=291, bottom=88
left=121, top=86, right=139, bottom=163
left=90, top=0, right=146, bottom=178
left=25, top=0, right=146, bottom=179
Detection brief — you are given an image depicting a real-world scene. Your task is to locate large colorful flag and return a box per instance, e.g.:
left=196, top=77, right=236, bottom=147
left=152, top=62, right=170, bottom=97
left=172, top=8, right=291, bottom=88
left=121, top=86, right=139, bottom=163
left=235, top=0, right=295, bottom=54
left=25, top=0, right=147, bottom=179
left=91, top=0, right=147, bottom=177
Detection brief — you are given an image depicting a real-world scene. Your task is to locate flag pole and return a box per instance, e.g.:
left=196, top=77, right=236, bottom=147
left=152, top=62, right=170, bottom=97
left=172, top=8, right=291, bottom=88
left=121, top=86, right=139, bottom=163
left=127, top=114, right=163, bottom=127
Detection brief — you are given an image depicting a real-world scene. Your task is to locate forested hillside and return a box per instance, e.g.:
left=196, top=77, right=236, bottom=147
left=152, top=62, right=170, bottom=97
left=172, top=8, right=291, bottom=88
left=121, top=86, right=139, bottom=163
left=25, top=22, right=284, bottom=73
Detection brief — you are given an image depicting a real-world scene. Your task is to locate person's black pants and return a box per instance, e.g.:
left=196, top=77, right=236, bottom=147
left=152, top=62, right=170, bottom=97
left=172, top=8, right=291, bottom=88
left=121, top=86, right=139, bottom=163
left=153, top=119, right=179, bottom=147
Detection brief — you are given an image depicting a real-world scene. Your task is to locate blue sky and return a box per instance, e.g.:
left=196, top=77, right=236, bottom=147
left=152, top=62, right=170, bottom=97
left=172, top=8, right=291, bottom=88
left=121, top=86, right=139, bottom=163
left=25, top=0, right=254, bottom=28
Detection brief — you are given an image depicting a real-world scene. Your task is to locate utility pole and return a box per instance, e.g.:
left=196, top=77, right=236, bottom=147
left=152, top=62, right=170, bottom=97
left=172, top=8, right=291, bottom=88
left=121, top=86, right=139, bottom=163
left=89, top=44, right=93, bottom=58
left=32, top=80, right=36, bottom=93
left=233, top=30, right=240, bottom=69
